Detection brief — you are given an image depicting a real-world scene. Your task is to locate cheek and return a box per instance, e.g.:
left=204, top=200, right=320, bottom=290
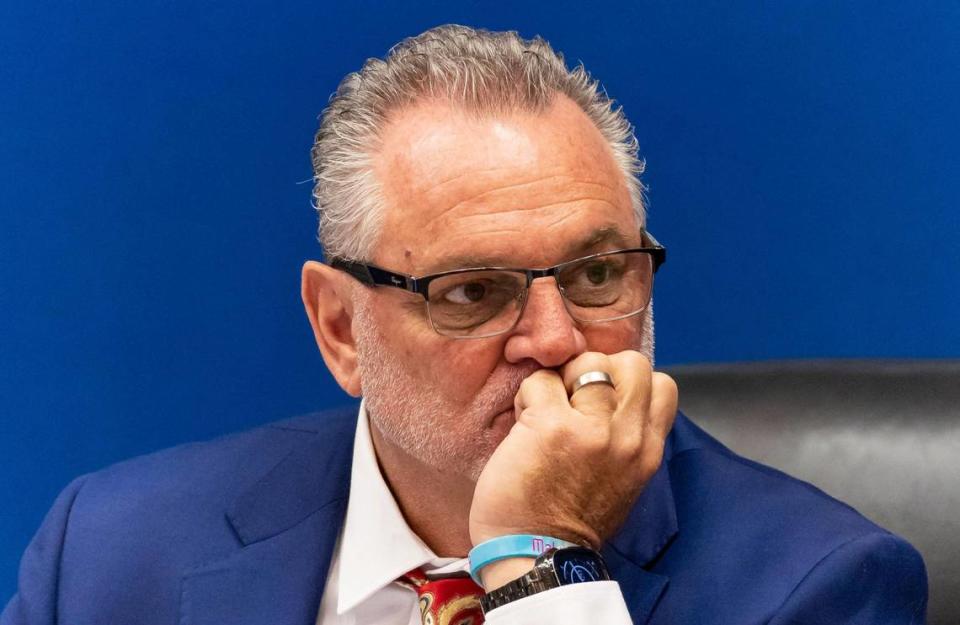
left=368, top=296, right=442, bottom=366
left=368, top=294, right=506, bottom=400
left=582, top=319, right=645, bottom=354
left=434, top=339, right=505, bottom=399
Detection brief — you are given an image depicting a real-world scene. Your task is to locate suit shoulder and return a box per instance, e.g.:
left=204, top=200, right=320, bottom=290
left=769, top=531, right=928, bottom=623
left=20, top=407, right=357, bottom=623
left=65, top=405, right=357, bottom=544
left=668, top=413, right=908, bottom=561
left=656, top=415, right=926, bottom=620
left=81, top=405, right=356, bottom=497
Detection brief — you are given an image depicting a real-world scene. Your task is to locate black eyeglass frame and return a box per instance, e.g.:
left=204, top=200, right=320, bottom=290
left=329, top=230, right=666, bottom=337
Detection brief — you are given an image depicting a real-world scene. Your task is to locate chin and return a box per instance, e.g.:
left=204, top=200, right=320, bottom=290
left=456, top=410, right=514, bottom=482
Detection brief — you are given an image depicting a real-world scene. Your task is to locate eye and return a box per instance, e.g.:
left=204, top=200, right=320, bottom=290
left=585, top=262, right=610, bottom=285
left=443, top=281, right=488, bottom=304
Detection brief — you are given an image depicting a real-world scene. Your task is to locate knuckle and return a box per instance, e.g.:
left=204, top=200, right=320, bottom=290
left=614, top=349, right=650, bottom=372
left=534, top=368, right=561, bottom=385
left=651, top=373, right=680, bottom=412
left=518, top=369, right=544, bottom=392
left=653, top=371, right=678, bottom=395
left=515, top=405, right=540, bottom=424
left=565, top=352, right=610, bottom=378
left=517, top=369, right=560, bottom=399
left=631, top=352, right=654, bottom=377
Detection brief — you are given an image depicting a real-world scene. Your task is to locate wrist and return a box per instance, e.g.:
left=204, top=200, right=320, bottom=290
left=471, top=525, right=599, bottom=551
left=468, top=533, right=580, bottom=586
left=479, top=557, right=536, bottom=591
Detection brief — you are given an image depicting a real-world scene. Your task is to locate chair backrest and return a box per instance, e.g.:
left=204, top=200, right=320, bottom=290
left=664, top=359, right=960, bottom=625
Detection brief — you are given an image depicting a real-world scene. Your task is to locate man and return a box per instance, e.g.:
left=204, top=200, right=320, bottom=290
left=3, top=24, right=927, bottom=625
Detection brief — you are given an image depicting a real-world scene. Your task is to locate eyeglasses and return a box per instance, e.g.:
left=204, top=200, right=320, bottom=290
left=330, top=231, right=666, bottom=339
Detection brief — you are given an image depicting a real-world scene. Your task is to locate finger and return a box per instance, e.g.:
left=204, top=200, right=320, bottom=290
left=604, top=350, right=653, bottom=445
left=637, top=372, right=678, bottom=477
left=561, top=352, right=618, bottom=417
left=605, top=350, right=653, bottom=412
left=514, top=368, right=569, bottom=417
left=646, top=372, right=678, bottom=439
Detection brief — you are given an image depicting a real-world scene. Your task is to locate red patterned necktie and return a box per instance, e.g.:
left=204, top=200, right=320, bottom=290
left=396, top=567, right=485, bottom=625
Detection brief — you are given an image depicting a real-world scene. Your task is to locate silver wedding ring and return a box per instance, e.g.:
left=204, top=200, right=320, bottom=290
left=570, top=370, right=615, bottom=395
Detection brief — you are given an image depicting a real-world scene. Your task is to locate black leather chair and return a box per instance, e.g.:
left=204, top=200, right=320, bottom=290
left=664, top=359, right=959, bottom=625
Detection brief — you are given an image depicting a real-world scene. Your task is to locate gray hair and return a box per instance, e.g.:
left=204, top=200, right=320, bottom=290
left=311, top=24, right=647, bottom=261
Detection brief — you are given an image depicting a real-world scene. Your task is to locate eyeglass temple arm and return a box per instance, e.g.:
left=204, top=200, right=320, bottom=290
left=329, top=258, right=420, bottom=292
left=642, top=230, right=667, bottom=272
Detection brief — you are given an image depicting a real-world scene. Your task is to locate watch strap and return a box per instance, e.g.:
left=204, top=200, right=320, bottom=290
left=480, top=560, right=556, bottom=613
left=479, top=546, right=609, bottom=614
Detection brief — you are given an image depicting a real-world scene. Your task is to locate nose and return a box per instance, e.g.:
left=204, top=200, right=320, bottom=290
left=503, top=277, right=587, bottom=368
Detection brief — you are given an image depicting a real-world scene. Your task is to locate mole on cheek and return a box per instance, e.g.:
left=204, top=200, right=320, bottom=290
left=404, top=249, right=412, bottom=259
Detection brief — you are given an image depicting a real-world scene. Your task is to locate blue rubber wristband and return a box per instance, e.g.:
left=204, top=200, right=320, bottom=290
left=468, top=534, right=579, bottom=585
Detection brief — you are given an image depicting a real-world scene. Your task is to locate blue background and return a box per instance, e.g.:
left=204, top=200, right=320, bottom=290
left=1, top=0, right=957, bottom=602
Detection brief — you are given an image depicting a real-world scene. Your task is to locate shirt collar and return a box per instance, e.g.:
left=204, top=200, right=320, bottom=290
left=336, top=399, right=468, bottom=614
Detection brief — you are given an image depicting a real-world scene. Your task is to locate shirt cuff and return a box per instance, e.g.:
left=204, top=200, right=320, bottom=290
left=483, top=580, right=632, bottom=624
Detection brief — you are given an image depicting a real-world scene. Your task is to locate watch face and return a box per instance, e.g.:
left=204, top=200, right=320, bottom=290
left=553, top=547, right=609, bottom=584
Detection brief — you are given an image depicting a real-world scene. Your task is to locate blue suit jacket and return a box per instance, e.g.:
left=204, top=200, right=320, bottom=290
left=2, top=407, right=928, bottom=624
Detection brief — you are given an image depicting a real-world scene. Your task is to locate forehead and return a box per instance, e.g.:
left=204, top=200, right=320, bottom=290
left=371, top=96, right=638, bottom=273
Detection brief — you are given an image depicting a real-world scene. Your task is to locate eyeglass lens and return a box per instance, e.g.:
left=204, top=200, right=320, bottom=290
left=425, top=251, right=654, bottom=338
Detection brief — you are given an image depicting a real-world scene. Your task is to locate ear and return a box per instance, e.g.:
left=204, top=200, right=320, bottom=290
left=301, top=261, right=362, bottom=397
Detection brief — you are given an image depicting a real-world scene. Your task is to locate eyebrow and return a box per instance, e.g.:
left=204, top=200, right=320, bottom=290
left=424, top=225, right=633, bottom=274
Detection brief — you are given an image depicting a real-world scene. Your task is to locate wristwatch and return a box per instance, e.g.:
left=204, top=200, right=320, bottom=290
left=479, top=546, right=610, bottom=614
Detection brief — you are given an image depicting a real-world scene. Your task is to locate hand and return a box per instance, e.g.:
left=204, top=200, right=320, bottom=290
left=469, top=351, right=678, bottom=565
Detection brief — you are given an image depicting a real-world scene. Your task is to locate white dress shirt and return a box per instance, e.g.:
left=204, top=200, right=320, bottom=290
left=315, top=400, right=633, bottom=624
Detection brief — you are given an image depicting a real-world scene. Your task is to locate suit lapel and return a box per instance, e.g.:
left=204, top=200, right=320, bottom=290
left=602, top=416, right=682, bottom=624
left=180, top=409, right=356, bottom=625
left=603, top=545, right=671, bottom=625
